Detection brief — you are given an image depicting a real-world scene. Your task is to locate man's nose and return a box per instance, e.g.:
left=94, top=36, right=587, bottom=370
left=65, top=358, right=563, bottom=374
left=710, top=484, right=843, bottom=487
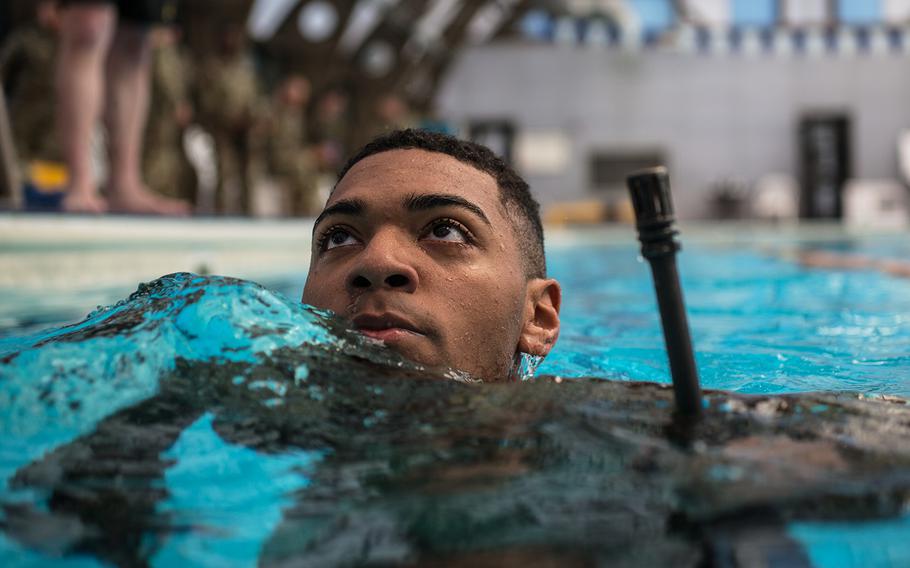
left=347, top=231, right=419, bottom=293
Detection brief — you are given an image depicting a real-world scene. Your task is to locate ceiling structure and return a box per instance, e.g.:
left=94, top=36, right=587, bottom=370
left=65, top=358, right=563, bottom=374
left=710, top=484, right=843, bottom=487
left=216, top=0, right=910, bottom=135
left=242, top=0, right=910, bottom=83
left=237, top=0, right=529, bottom=108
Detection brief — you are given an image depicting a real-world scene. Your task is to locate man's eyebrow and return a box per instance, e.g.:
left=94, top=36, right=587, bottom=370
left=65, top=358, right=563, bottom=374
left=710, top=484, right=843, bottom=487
left=312, top=198, right=366, bottom=233
left=404, top=193, right=492, bottom=226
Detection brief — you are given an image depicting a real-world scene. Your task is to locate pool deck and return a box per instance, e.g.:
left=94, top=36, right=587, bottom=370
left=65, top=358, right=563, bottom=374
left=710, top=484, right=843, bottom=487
left=0, top=213, right=314, bottom=292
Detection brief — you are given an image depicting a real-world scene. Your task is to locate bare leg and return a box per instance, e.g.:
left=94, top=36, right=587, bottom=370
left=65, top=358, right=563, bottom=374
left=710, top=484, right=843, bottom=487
left=56, top=5, right=115, bottom=213
left=104, top=24, right=189, bottom=215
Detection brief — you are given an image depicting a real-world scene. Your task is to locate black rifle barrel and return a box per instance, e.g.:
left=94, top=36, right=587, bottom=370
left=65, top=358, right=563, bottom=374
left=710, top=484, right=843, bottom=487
left=626, top=167, right=702, bottom=416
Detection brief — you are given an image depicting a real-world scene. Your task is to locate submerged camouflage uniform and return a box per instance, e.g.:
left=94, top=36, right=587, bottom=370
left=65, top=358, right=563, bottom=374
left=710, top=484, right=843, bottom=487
left=0, top=24, right=60, bottom=168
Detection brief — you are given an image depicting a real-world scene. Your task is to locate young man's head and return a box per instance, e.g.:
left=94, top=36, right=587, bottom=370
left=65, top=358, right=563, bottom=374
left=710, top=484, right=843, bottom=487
left=302, top=129, right=561, bottom=381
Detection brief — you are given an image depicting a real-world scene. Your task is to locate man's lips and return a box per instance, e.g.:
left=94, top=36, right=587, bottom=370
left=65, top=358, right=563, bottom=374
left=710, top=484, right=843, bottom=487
left=351, top=313, right=425, bottom=342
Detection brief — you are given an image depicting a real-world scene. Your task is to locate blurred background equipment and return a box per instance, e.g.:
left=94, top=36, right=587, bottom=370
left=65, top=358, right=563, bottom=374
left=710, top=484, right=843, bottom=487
left=843, top=179, right=909, bottom=230
left=751, top=173, right=799, bottom=221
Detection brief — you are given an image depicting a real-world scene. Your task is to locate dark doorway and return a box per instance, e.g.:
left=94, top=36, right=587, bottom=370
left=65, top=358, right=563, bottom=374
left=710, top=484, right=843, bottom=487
left=798, top=113, right=851, bottom=219
left=468, top=120, right=515, bottom=164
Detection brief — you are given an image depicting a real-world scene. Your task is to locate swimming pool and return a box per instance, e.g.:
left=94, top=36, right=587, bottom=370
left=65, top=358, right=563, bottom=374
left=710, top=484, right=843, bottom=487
left=2, top=221, right=910, bottom=566
left=6, top=221, right=907, bottom=396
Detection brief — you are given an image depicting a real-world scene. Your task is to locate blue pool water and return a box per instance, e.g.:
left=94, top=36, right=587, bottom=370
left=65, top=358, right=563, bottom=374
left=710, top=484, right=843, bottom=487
left=540, top=233, right=910, bottom=397
left=2, top=227, right=910, bottom=566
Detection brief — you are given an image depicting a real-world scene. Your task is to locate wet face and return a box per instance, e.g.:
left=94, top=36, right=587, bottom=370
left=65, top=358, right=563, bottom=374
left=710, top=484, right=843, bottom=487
left=302, top=149, right=560, bottom=381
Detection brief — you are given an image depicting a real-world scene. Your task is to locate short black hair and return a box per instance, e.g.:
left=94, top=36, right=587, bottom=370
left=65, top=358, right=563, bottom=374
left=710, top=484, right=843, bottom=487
left=336, top=129, right=547, bottom=278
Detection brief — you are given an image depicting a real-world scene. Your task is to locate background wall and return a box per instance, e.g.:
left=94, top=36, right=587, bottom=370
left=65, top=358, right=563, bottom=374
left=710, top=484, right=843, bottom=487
left=437, top=45, right=910, bottom=218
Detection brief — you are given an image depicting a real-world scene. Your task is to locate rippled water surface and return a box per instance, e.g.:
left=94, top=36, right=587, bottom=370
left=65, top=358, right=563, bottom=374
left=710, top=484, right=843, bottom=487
left=539, top=229, right=910, bottom=397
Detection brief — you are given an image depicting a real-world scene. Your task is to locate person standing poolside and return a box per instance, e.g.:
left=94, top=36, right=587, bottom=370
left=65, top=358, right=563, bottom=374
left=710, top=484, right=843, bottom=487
left=194, top=24, right=262, bottom=216
left=302, top=129, right=562, bottom=382
left=0, top=1, right=62, bottom=171
left=310, top=86, right=351, bottom=175
left=265, top=74, right=320, bottom=216
left=349, top=93, right=420, bottom=151
left=143, top=26, right=196, bottom=204
left=55, top=0, right=189, bottom=215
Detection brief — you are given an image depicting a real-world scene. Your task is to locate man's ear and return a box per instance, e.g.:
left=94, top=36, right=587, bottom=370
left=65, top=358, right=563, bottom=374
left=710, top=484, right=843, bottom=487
left=518, top=278, right=561, bottom=357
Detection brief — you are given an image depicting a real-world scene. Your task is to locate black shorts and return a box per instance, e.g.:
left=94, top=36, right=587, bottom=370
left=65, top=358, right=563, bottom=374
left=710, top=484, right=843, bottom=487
left=59, top=0, right=179, bottom=25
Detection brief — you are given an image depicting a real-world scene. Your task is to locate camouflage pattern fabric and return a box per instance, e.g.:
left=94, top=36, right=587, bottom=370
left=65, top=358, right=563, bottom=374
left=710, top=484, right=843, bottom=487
left=266, top=103, right=319, bottom=216
left=0, top=25, right=60, bottom=168
left=194, top=53, right=263, bottom=214
left=142, top=39, right=195, bottom=201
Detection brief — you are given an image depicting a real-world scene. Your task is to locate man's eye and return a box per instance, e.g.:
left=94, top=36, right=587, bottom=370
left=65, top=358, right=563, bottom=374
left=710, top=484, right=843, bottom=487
left=423, top=220, right=470, bottom=244
left=323, top=228, right=358, bottom=250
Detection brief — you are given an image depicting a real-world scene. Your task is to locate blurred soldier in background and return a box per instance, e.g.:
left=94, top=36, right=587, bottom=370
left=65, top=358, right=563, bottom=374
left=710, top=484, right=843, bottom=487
left=265, top=73, right=319, bottom=216
left=55, top=0, right=189, bottom=214
left=0, top=1, right=62, bottom=170
left=373, top=93, right=418, bottom=135
left=349, top=92, right=419, bottom=152
left=143, top=26, right=196, bottom=205
left=309, top=86, right=351, bottom=176
left=195, top=24, right=262, bottom=215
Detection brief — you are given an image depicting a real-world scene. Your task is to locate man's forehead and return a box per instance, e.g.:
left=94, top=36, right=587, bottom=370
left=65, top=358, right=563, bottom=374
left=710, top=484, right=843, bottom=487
left=328, top=149, right=502, bottom=211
